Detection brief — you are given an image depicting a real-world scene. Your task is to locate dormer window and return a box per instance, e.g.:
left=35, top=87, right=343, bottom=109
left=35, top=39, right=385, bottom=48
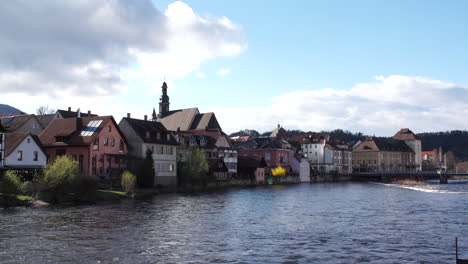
left=189, top=136, right=195, bottom=146
left=146, top=131, right=150, bottom=139
left=200, top=136, right=206, bottom=146
left=166, top=134, right=171, bottom=141
left=157, top=133, right=161, bottom=140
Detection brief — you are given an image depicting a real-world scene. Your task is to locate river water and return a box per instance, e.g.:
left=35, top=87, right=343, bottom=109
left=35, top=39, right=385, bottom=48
left=1, top=182, right=467, bottom=264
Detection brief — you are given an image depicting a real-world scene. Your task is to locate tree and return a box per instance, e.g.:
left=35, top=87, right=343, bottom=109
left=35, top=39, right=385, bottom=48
left=42, top=156, right=80, bottom=203
left=178, top=147, right=209, bottom=186
left=121, top=170, right=136, bottom=196
left=139, top=149, right=155, bottom=187
left=0, top=171, right=28, bottom=204
left=36, top=105, right=55, bottom=115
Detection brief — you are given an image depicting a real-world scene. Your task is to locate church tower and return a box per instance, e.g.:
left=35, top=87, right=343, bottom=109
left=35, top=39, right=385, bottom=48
left=158, top=81, right=170, bottom=118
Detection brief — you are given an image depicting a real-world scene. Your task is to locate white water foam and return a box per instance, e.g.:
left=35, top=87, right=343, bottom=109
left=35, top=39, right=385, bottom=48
left=369, top=182, right=468, bottom=194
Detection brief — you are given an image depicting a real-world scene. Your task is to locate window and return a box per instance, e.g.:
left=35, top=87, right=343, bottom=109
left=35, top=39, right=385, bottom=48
left=17, top=151, right=23, bottom=161
left=119, top=140, right=124, bottom=152
left=156, top=146, right=164, bottom=154
left=166, top=134, right=171, bottom=141
left=79, top=155, right=84, bottom=172
left=93, top=137, right=99, bottom=151
left=104, top=138, right=109, bottom=146
left=166, top=146, right=173, bottom=155
left=110, top=138, right=115, bottom=147
left=169, top=164, right=174, bottom=172
left=27, top=138, right=31, bottom=143
left=157, top=133, right=161, bottom=140
left=108, top=126, right=111, bottom=132
left=56, top=149, right=66, bottom=156
left=265, top=152, right=271, bottom=160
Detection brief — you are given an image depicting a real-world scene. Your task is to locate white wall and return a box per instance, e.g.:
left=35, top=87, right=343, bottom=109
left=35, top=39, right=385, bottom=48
left=299, top=159, right=310, bottom=183
left=5, top=135, right=47, bottom=168
left=302, top=142, right=325, bottom=164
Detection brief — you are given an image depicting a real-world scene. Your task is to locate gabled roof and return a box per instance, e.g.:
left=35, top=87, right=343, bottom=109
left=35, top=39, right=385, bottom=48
left=189, top=112, right=221, bottom=131
left=0, top=115, right=37, bottom=132
left=39, top=116, right=120, bottom=146
left=56, top=109, right=97, bottom=118
left=393, top=128, right=419, bottom=140
left=122, top=118, right=178, bottom=146
left=36, top=114, right=55, bottom=128
left=158, top=107, right=199, bottom=131
left=5, top=133, right=45, bottom=157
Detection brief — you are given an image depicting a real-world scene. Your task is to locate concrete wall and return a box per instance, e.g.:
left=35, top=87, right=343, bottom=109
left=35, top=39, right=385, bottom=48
left=299, top=159, right=310, bottom=182
left=5, top=135, right=47, bottom=168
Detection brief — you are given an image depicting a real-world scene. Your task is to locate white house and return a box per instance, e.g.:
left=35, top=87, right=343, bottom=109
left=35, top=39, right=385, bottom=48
left=3, top=133, right=47, bottom=168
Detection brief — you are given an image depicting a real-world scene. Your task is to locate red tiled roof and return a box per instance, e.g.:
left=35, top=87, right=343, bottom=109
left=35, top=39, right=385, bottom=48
left=421, top=151, right=434, bottom=156
left=39, top=116, right=115, bottom=146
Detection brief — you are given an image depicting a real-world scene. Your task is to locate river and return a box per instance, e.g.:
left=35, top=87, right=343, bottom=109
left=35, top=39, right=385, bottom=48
left=1, top=181, right=467, bottom=264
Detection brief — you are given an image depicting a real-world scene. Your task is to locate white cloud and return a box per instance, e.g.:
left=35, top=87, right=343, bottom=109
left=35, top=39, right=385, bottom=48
left=212, top=75, right=468, bottom=136
left=195, top=72, right=206, bottom=79
left=0, top=0, right=246, bottom=111
left=217, top=68, right=231, bottom=77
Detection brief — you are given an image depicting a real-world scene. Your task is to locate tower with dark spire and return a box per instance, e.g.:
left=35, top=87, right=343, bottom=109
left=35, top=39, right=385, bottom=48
left=152, top=107, right=157, bottom=121
left=158, top=82, right=170, bottom=118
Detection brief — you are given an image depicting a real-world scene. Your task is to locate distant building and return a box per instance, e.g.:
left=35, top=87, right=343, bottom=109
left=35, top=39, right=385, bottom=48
left=0, top=115, right=47, bottom=135
left=422, top=151, right=434, bottom=161
left=237, top=156, right=268, bottom=184
left=352, top=137, right=416, bottom=172
left=235, top=137, right=293, bottom=171
left=392, top=128, right=422, bottom=171
left=118, top=116, right=179, bottom=187
left=54, top=107, right=97, bottom=119
left=39, top=116, right=128, bottom=178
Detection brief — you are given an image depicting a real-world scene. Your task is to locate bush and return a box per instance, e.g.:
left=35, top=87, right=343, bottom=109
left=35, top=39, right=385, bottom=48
left=121, top=170, right=136, bottom=195
left=1, top=171, right=23, bottom=196
left=74, top=176, right=98, bottom=203
left=271, top=166, right=287, bottom=177
left=42, top=156, right=80, bottom=203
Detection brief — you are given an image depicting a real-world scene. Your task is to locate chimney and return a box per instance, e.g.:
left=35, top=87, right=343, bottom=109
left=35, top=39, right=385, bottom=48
left=76, top=117, right=82, bottom=129
left=87, top=110, right=91, bottom=116
left=144, top=115, right=148, bottom=121
left=68, top=106, right=71, bottom=111
left=127, top=113, right=131, bottom=118
left=77, top=108, right=81, bottom=118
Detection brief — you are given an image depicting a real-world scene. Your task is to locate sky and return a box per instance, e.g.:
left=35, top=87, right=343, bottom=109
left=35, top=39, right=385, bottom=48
left=1, top=0, right=468, bottom=136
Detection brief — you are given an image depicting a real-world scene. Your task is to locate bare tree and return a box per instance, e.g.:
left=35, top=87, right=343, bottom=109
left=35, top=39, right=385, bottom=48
left=36, top=105, right=55, bottom=115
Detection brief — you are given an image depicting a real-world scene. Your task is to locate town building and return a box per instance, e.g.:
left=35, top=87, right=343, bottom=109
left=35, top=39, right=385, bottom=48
left=237, top=156, right=268, bottom=184
left=0, top=123, right=4, bottom=167
left=54, top=107, right=97, bottom=119
left=235, top=137, right=293, bottom=172
left=118, top=115, right=179, bottom=187
left=392, top=128, right=422, bottom=171
left=422, top=151, right=434, bottom=161
left=39, top=116, right=128, bottom=178
left=2, top=133, right=47, bottom=169
left=352, top=137, right=416, bottom=172
left=154, top=82, right=238, bottom=177
left=176, top=131, right=235, bottom=181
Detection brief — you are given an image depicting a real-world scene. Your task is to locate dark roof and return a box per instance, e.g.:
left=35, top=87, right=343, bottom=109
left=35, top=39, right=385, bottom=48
left=122, top=118, right=178, bottom=145
left=0, top=115, right=35, bottom=132
left=179, top=134, right=218, bottom=149
left=189, top=112, right=221, bottom=131
left=57, top=109, right=97, bottom=118
left=4, top=133, right=45, bottom=157
left=373, top=137, right=414, bottom=152
left=39, top=116, right=119, bottom=146
left=36, top=114, right=55, bottom=128
left=238, top=156, right=267, bottom=169
left=393, top=128, right=419, bottom=140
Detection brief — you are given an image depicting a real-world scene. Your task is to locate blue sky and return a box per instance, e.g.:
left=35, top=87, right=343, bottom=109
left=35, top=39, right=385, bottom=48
left=2, top=1, right=468, bottom=135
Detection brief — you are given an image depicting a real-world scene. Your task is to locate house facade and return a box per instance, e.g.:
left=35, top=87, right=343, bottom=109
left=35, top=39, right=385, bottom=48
left=352, top=137, right=416, bottom=172
left=39, top=116, right=128, bottom=177
left=237, top=156, right=267, bottom=184
left=236, top=137, right=292, bottom=171
left=118, top=116, right=178, bottom=187
left=3, top=133, right=47, bottom=169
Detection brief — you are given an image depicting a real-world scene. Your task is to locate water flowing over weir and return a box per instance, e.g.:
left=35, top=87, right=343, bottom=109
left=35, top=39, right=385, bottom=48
left=1, top=183, right=467, bottom=263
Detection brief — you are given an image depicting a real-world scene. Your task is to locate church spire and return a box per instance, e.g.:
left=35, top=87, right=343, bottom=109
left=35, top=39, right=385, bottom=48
left=158, top=81, right=170, bottom=118
left=152, top=107, right=157, bottom=121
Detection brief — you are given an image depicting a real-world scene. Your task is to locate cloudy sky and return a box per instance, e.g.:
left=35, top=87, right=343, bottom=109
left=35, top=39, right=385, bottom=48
left=2, top=0, right=468, bottom=136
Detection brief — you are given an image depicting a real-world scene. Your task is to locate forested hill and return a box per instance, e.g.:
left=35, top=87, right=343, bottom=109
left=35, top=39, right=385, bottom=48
left=417, top=130, right=468, bottom=159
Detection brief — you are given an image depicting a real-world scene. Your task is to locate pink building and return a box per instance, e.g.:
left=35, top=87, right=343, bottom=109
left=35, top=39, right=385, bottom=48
left=39, top=116, right=128, bottom=177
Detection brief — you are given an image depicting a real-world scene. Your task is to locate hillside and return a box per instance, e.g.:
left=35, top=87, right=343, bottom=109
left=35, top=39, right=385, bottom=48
left=0, top=104, right=25, bottom=116
left=417, top=130, right=468, bottom=160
